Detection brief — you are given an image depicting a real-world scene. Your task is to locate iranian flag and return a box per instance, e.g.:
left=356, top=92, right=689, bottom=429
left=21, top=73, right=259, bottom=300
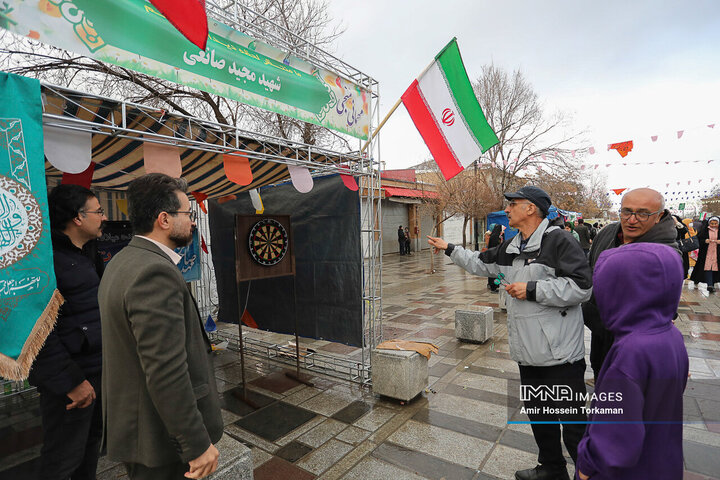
left=402, top=38, right=498, bottom=180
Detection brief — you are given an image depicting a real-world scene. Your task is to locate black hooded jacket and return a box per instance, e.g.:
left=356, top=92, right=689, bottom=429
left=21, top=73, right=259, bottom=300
left=28, top=231, right=104, bottom=395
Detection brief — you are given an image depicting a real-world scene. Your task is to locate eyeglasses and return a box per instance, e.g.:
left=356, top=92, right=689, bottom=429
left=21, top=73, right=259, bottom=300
left=168, top=210, right=197, bottom=222
left=81, top=208, right=105, bottom=216
left=618, top=208, right=663, bottom=222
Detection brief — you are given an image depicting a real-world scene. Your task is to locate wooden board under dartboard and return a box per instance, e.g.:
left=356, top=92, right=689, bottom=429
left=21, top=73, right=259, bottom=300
left=234, top=214, right=295, bottom=282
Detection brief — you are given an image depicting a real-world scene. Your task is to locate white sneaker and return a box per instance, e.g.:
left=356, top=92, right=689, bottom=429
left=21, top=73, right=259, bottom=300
left=688, top=281, right=695, bottom=290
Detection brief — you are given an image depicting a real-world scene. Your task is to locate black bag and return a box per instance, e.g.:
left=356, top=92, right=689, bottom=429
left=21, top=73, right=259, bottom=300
left=677, top=235, right=699, bottom=253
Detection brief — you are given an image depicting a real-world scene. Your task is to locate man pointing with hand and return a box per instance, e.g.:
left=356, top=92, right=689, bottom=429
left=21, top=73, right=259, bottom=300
left=428, top=186, right=592, bottom=480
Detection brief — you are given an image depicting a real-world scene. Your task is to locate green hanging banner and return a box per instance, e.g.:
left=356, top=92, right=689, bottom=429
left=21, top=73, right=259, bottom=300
left=0, top=0, right=371, bottom=139
left=0, top=72, right=63, bottom=380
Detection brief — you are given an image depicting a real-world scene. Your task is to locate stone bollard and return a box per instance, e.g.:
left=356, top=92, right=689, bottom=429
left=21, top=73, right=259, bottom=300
left=499, top=288, right=507, bottom=311
left=455, top=305, right=494, bottom=343
left=371, top=348, right=428, bottom=402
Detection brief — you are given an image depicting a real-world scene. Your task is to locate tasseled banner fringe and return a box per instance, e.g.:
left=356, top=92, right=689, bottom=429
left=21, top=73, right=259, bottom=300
left=0, top=289, right=64, bottom=381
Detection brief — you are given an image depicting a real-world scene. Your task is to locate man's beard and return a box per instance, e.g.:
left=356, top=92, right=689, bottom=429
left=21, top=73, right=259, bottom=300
left=169, top=229, right=193, bottom=248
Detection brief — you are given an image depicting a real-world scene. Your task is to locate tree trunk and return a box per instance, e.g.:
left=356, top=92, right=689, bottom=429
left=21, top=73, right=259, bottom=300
left=462, top=215, right=469, bottom=247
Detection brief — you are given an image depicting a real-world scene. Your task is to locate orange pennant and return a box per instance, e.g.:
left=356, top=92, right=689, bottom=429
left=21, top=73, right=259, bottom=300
left=612, top=188, right=627, bottom=195
left=191, top=191, right=208, bottom=214
left=223, top=154, right=253, bottom=186
left=609, top=141, right=633, bottom=158
left=217, top=194, right=237, bottom=204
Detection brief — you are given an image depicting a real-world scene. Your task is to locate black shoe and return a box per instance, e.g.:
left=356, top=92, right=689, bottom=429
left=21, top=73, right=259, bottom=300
left=515, top=465, right=569, bottom=480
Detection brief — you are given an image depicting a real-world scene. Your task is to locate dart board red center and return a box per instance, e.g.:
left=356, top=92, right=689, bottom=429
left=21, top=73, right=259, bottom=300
left=248, top=218, right=289, bottom=266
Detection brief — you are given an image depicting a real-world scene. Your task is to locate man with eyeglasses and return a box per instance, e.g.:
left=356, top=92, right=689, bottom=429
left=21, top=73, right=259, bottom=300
left=29, top=184, right=107, bottom=480
left=582, top=188, right=679, bottom=383
left=99, top=174, right=223, bottom=480
left=428, top=185, right=592, bottom=480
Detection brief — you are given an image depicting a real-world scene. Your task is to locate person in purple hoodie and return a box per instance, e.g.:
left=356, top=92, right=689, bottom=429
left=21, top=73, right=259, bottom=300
left=576, top=243, right=689, bottom=479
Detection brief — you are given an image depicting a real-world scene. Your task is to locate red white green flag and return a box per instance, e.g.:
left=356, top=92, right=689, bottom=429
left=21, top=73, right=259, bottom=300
left=402, top=38, right=498, bottom=180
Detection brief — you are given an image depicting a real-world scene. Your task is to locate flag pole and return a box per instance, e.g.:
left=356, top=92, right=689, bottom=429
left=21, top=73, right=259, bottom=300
left=360, top=59, right=436, bottom=155
left=359, top=97, right=402, bottom=154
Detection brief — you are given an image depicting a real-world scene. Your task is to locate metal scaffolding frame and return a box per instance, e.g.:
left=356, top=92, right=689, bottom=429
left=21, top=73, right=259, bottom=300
left=34, top=2, right=384, bottom=384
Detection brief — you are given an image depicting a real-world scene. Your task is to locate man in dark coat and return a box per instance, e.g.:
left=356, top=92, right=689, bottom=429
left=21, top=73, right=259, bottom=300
left=29, top=184, right=106, bottom=480
left=398, top=225, right=406, bottom=255
left=582, top=188, right=679, bottom=381
left=99, top=174, right=223, bottom=480
left=574, top=218, right=592, bottom=258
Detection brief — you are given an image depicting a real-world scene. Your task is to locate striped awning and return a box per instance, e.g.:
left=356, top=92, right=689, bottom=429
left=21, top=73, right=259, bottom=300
left=42, top=85, right=360, bottom=198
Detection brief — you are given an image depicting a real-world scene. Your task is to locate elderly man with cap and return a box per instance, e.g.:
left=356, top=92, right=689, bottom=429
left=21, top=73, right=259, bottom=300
left=428, top=186, right=592, bottom=480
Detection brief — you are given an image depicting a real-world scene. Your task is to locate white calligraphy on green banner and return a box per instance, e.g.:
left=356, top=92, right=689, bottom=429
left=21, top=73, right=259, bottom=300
left=0, top=0, right=370, bottom=139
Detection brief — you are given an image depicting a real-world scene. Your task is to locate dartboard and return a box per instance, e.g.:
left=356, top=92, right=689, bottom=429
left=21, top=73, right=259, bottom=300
left=248, top=218, right=289, bottom=266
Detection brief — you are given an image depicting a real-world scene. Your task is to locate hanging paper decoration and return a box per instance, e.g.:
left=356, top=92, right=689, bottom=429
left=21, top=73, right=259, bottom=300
left=288, top=164, right=314, bottom=193
left=651, top=135, right=658, bottom=142
left=249, top=189, right=264, bottom=214
left=217, top=194, right=237, bottom=204
left=609, top=141, right=633, bottom=158
left=589, top=147, right=595, bottom=155
left=339, top=167, right=359, bottom=191
left=191, top=191, right=208, bottom=214
left=61, top=162, right=95, bottom=189
left=116, top=198, right=128, bottom=217
left=204, top=315, right=217, bottom=332
left=44, top=125, right=92, bottom=173
left=200, top=234, right=208, bottom=254
left=612, top=188, right=627, bottom=195
left=677, top=130, right=684, bottom=139
left=708, top=124, right=715, bottom=129
left=143, top=141, right=182, bottom=177
left=223, top=154, right=253, bottom=186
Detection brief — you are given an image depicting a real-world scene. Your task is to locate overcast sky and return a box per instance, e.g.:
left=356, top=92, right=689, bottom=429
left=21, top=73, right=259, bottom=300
left=327, top=0, right=720, bottom=210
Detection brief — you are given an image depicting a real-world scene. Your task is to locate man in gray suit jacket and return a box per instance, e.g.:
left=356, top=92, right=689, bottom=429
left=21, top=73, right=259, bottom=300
left=99, top=174, right=223, bottom=480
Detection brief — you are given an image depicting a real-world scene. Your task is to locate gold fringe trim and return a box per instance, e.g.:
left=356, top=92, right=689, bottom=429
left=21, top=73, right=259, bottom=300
left=0, top=289, right=64, bottom=381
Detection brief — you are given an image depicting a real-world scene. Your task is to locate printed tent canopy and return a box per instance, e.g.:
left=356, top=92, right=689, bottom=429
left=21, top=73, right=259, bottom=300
left=41, top=84, right=364, bottom=196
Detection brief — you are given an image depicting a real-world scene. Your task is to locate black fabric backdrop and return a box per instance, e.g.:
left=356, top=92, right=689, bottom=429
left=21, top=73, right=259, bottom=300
left=208, top=174, right=363, bottom=346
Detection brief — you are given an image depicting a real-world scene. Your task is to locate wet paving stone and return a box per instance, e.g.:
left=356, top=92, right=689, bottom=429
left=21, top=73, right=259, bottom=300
left=220, top=386, right=276, bottom=417
left=253, top=456, right=316, bottom=480
left=234, top=401, right=317, bottom=442
left=331, top=400, right=372, bottom=424
left=275, top=441, right=313, bottom=463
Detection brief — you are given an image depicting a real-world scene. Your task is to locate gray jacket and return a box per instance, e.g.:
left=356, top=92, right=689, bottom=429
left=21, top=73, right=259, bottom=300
left=447, top=218, right=593, bottom=366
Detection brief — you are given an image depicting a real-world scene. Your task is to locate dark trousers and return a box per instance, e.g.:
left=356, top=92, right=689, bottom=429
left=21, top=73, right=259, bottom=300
left=399, top=240, right=405, bottom=255
left=38, top=374, right=102, bottom=480
left=124, top=462, right=189, bottom=480
left=590, top=327, right=614, bottom=380
left=518, top=360, right=587, bottom=468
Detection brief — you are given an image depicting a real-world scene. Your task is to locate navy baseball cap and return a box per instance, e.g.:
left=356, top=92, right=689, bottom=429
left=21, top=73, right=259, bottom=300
left=504, top=186, right=552, bottom=217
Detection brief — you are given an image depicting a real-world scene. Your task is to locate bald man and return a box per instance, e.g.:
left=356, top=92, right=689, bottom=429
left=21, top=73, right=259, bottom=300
left=582, top=188, right=680, bottom=381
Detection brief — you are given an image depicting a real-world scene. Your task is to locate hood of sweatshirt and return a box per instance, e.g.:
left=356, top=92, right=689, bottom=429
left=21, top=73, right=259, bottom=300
left=593, top=242, right=683, bottom=337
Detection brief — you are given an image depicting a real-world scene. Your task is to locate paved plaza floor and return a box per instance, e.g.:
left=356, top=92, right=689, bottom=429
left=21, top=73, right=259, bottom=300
left=2, top=250, right=720, bottom=479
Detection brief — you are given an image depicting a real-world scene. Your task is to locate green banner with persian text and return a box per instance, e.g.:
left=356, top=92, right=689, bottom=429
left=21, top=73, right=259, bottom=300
left=0, top=0, right=370, bottom=139
left=0, top=72, right=62, bottom=380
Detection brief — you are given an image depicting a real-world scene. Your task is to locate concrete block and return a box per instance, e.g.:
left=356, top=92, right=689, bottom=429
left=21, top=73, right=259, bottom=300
left=371, top=348, right=428, bottom=401
left=455, top=306, right=494, bottom=343
left=211, top=432, right=253, bottom=480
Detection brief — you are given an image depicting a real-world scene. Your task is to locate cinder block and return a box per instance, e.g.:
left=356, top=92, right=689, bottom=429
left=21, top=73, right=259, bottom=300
left=455, top=306, right=494, bottom=343
left=371, top=348, right=428, bottom=401
left=210, top=433, right=253, bottom=480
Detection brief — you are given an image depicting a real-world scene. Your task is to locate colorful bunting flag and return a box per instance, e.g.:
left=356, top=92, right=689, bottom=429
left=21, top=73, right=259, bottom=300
left=249, top=189, right=264, bottom=214
left=191, top=191, right=208, bottom=214
left=609, top=141, right=633, bottom=158
left=143, top=141, right=182, bottom=177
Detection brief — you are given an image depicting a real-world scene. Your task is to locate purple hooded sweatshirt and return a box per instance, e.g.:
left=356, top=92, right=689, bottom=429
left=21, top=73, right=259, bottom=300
left=576, top=243, right=688, bottom=480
